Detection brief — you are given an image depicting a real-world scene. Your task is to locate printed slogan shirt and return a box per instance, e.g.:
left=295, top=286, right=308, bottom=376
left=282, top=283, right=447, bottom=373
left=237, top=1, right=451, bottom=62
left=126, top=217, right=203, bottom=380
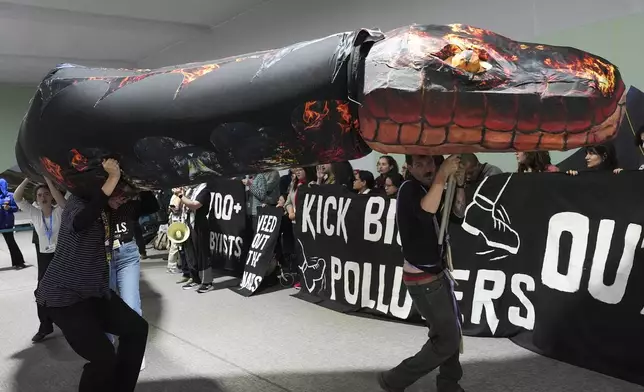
left=112, top=191, right=159, bottom=245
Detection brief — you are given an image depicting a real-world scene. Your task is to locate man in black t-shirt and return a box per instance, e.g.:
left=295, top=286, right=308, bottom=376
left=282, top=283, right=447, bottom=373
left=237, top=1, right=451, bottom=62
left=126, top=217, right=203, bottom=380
left=378, top=154, right=467, bottom=392
left=174, top=184, right=213, bottom=293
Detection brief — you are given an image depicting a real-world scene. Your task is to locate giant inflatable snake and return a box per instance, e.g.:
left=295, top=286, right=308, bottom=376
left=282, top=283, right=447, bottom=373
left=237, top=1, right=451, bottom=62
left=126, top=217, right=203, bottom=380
left=15, top=24, right=625, bottom=196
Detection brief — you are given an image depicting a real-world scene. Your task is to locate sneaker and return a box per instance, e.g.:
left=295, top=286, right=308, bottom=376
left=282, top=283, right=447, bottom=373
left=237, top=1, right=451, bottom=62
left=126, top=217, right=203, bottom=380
left=176, top=276, right=190, bottom=284
left=197, top=284, right=215, bottom=294
left=140, top=253, right=148, bottom=260
left=140, top=356, right=146, bottom=371
left=182, top=281, right=199, bottom=290
left=293, top=282, right=301, bottom=290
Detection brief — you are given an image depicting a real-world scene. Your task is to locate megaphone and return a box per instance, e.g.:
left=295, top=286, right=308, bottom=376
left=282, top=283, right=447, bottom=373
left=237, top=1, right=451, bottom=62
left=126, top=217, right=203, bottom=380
left=167, top=222, right=190, bottom=244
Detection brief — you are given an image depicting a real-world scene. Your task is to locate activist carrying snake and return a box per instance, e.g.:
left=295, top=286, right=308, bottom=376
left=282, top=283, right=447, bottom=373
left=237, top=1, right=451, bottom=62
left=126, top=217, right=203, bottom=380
left=16, top=23, right=625, bottom=192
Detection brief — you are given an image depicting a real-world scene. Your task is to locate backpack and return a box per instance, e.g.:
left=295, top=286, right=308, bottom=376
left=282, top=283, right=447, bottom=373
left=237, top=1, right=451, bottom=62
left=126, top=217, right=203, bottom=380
left=153, top=224, right=169, bottom=251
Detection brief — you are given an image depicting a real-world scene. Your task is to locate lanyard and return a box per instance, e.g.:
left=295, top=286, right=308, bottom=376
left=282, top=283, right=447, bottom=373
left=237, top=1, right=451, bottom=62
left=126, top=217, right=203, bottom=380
left=101, top=210, right=113, bottom=264
left=41, top=211, right=53, bottom=244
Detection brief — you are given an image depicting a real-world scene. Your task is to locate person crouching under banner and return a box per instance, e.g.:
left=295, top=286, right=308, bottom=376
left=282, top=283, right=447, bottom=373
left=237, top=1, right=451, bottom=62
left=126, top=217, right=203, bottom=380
left=36, top=159, right=148, bottom=392
left=378, top=154, right=467, bottom=392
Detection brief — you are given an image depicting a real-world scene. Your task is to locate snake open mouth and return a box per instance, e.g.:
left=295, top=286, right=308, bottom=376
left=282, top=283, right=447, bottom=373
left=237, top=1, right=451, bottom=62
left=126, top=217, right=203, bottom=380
left=359, top=24, right=625, bottom=155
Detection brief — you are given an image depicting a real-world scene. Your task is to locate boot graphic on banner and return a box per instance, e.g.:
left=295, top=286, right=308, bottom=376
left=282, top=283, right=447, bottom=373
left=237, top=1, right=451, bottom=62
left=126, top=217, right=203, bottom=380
left=297, top=239, right=327, bottom=293
left=461, top=174, right=520, bottom=258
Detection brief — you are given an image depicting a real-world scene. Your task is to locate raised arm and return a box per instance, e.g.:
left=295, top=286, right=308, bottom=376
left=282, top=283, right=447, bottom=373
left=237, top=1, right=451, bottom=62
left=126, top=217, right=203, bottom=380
left=451, top=165, right=466, bottom=219
left=13, top=178, right=37, bottom=215
left=420, top=155, right=460, bottom=214
left=44, top=177, right=66, bottom=209
left=285, top=190, right=296, bottom=220
left=72, top=159, right=120, bottom=232
left=177, top=189, right=202, bottom=211
left=13, top=178, right=29, bottom=203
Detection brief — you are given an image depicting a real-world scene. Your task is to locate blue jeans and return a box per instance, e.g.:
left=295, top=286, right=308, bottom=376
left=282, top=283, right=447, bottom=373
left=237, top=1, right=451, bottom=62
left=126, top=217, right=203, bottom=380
left=109, top=241, right=142, bottom=316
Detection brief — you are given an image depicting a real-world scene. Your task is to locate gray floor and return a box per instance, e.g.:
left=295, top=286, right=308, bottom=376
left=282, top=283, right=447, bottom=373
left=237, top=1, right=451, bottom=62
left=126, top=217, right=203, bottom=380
left=0, top=230, right=642, bottom=392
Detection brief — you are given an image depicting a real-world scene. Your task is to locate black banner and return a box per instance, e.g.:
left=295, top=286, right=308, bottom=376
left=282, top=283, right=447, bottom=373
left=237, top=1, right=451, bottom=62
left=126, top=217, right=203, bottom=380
left=294, top=174, right=644, bottom=386
left=208, top=179, right=248, bottom=272
left=236, top=206, right=282, bottom=296
left=294, top=185, right=415, bottom=320
left=453, top=171, right=644, bottom=385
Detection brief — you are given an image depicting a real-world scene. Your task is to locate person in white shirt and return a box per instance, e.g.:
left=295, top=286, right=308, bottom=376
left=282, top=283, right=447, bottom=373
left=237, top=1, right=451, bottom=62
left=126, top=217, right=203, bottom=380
left=14, top=177, right=66, bottom=342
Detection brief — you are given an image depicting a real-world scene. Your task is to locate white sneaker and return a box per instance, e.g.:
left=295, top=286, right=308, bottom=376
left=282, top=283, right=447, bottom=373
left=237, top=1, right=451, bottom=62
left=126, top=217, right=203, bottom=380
left=140, top=356, right=146, bottom=371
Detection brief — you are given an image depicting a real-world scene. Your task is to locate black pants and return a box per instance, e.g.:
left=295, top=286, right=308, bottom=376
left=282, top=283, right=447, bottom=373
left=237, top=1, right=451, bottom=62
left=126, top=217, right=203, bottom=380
left=180, top=241, right=201, bottom=284
left=2, top=231, right=25, bottom=267
left=184, top=225, right=212, bottom=284
left=383, top=273, right=463, bottom=391
left=36, top=252, right=55, bottom=334
left=192, top=227, right=211, bottom=273
left=46, top=292, right=148, bottom=392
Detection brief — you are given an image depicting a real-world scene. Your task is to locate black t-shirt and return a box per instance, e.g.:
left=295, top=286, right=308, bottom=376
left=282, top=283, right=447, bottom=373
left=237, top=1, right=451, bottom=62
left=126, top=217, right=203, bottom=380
left=113, top=204, right=137, bottom=242
left=113, top=192, right=160, bottom=242
left=188, top=187, right=212, bottom=234
left=396, top=178, right=444, bottom=274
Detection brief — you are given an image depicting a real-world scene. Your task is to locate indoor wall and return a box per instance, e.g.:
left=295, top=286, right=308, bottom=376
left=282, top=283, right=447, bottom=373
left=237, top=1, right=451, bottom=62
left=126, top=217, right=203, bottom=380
left=1, top=0, right=641, bottom=174
left=0, top=85, right=35, bottom=171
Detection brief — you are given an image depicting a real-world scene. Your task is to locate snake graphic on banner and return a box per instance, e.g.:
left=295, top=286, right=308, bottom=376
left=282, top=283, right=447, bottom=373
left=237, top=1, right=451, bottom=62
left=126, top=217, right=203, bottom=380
left=15, top=24, right=625, bottom=197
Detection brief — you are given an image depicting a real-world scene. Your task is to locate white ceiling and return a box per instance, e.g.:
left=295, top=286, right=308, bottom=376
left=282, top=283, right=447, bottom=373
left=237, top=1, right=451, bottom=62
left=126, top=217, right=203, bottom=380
left=0, top=0, right=268, bottom=84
